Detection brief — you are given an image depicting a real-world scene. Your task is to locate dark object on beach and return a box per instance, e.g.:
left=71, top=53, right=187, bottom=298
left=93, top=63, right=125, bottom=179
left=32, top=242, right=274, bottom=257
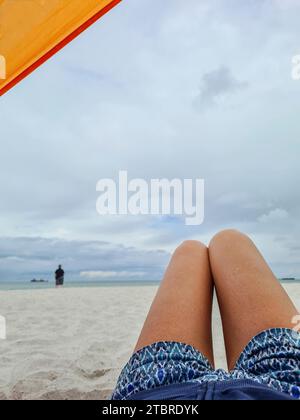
left=55, top=265, right=65, bottom=286
left=31, top=279, right=48, bottom=283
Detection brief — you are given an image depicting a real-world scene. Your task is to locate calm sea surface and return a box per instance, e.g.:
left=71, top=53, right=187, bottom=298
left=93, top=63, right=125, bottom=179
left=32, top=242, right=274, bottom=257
left=0, top=280, right=298, bottom=291
left=0, top=281, right=160, bottom=291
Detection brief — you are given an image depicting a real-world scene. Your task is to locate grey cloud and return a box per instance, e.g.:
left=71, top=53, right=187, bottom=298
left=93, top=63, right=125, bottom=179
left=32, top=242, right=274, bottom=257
left=0, top=0, right=300, bottom=279
left=196, top=67, right=247, bottom=110
left=0, top=237, right=170, bottom=282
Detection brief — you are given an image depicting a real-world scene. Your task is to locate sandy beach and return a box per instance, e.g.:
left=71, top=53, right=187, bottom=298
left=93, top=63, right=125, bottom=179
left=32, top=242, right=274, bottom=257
left=0, top=284, right=299, bottom=400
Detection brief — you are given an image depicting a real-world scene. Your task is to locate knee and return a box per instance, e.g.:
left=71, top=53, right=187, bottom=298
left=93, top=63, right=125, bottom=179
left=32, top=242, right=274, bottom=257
left=209, top=229, right=247, bottom=251
left=175, top=240, right=207, bottom=257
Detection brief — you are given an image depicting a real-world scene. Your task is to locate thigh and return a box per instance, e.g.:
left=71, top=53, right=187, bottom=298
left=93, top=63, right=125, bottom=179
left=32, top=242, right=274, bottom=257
left=135, top=240, right=215, bottom=366
left=209, top=229, right=299, bottom=370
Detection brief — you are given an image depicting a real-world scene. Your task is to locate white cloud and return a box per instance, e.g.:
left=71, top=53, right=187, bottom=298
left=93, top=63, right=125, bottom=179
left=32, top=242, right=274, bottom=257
left=0, top=0, right=300, bottom=278
left=80, top=270, right=146, bottom=279
left=258, top=208, right=289, bottom=223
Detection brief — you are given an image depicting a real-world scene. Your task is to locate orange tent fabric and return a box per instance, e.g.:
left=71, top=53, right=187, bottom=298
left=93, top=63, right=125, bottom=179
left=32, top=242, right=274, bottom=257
left=0, top=0, right=121, bottom=96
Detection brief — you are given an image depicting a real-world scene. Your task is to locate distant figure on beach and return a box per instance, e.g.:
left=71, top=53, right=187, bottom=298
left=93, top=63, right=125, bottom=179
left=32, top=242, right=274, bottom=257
left=55, top=265, right=64, bottom=287
left=112, top=230, right=300, bottom=401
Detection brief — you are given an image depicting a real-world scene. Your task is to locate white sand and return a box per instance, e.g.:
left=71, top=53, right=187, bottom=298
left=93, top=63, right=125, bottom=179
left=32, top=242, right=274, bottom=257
left=0, top=284, right=299, bottom=400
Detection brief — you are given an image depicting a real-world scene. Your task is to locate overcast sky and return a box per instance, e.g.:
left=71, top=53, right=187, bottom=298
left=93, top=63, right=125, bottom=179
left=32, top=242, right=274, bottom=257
left=0, top=0, right=300, bottom=281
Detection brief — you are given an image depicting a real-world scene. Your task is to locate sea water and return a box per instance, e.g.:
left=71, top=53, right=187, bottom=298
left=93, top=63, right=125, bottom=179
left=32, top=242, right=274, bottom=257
left=0, top=279, right=298, bottom=291
left=0, top=280, right=160, bottom=291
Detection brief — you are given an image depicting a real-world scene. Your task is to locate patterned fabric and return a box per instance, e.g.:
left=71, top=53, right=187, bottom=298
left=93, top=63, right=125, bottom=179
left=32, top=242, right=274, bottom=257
left=112, top=328, right=300, bottom=400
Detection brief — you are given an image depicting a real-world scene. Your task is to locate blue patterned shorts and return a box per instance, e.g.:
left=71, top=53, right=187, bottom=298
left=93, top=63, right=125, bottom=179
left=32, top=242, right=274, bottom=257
left=112, top=328, right=300, bottom=400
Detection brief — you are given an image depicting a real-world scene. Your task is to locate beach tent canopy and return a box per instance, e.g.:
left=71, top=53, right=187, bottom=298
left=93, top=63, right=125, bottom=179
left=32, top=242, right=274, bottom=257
left=0, top=0, right=121, bottom=96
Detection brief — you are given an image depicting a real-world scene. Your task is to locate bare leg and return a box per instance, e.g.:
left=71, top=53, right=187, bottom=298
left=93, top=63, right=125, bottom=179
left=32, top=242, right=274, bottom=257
left=209, top=229, right=299, bottom=370
left=135, top=240, right=215, bottom=366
